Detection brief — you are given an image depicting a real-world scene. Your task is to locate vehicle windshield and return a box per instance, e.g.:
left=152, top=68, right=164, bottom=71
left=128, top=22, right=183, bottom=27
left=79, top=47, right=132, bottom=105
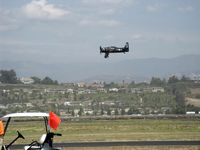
left=3, top=117, right=47, bottom=145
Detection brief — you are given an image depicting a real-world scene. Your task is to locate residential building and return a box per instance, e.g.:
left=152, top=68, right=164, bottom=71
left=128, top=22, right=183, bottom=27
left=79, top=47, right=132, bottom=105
left=20, top=77, right=34, bottom=84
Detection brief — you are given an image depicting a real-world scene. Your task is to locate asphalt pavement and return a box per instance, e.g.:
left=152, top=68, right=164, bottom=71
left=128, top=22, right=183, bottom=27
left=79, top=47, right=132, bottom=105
left=10, top=141, right=200, bottom=149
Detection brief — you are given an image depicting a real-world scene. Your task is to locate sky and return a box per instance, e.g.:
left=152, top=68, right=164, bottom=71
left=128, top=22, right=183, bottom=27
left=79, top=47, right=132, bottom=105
left=0, top=0, right=200, bottom=64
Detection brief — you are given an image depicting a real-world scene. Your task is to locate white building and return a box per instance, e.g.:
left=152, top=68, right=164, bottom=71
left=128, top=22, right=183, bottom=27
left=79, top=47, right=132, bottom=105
left=20, top=77, right=34, bottom=84
left=152, top=87, right=164, bottom=93
left=67, top=89, right=74, bottom=93
left=109, top=88, right=119, bottom=92
left=0, top=105, right=7, bottom=109
left=64, top=101, right=71, bottom=106
left=186, top=111, right=195, bottom=115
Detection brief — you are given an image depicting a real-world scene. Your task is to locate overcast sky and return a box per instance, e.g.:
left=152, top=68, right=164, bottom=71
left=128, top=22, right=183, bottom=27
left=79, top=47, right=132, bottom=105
left=0, top=0, right=200, bottom=64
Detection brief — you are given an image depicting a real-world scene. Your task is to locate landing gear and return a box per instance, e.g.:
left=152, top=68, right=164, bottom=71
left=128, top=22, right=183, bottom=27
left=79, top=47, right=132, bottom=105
left=104, top=53, right=109, bottom=58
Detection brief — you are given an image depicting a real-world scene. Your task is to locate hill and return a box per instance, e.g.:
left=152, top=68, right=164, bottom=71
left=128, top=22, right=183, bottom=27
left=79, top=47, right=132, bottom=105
left=0, top=55, right=200, bottom=83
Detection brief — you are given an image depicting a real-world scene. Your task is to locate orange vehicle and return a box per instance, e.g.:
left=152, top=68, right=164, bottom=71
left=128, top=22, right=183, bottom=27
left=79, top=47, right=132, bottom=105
left=0, top=121, right=4, bottom=135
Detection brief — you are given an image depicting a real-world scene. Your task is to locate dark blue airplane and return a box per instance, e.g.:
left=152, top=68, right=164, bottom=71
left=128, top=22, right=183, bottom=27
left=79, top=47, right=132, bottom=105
left=100, top=42, right=129, bottom=58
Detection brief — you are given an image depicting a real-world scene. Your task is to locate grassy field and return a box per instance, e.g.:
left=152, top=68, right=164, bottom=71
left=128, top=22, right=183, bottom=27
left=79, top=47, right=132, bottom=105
left=3, top=119, right=200, bottom=146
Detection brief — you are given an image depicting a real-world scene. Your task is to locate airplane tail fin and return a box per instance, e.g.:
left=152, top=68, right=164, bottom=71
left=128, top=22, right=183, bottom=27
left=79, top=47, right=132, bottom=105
left=124, top=42, right=129, bottom=52
left=100, top=46, right=103, bottom=53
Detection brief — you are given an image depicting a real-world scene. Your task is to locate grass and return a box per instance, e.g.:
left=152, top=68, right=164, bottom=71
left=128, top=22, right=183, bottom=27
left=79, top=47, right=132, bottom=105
left=3, top=119, right=200, bottom=146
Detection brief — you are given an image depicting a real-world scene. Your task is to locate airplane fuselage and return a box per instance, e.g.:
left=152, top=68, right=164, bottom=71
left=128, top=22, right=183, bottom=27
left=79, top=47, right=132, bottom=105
left=101, top=47, right=128, bottom=53
left=100, top=42, right=129, bottom=58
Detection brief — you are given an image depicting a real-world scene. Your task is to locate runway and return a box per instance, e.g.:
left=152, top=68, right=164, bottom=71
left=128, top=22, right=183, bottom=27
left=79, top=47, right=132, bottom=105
left=11, top=141, right=200, bottom=149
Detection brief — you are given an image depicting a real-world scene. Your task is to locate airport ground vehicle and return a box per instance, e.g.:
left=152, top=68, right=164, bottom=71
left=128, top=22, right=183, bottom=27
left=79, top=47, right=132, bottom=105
left=1, top=112, right=62, bottom=150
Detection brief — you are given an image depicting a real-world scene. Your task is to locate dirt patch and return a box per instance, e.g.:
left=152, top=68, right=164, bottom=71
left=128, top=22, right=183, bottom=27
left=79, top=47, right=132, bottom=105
left=190, top=88, right=200, bottom=95
left=186, top=97, right=200, bottom=107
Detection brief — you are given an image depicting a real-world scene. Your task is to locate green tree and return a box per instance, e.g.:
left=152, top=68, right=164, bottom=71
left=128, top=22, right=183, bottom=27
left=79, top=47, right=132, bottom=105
left=127, top=107, right=139, bottom=115
left=180, top=75, right=190, bottom=82
left=172, top=106, right=185, bottom=114
left=114, top=108, right=119, bottom=115
left=78, top=107, right=83, bottom=116
left=101, top=108, right=104, bottom=115
left=31, top=76, right=41, bottom=84
left=71, top=110, right=75, bottom=116
left=107, top=109, right=111, bottom=116
left=128, top=81, right=136, bottom=89
left=175, top=92, right=185, bottom=107
left=121, top=108, right=126, bottom=115
left=127, top=108, right=133, bottom=115
left=41, top=76, right=54, bottom=84
left=186, top=104, right=200, bottom=113
left=0, top=69, right=18, bottom=84
left=150, top=77, right=166, bottom=87
left=54, top=80, right=58, bottom=85
left=168, top=75, right=179, bottom=84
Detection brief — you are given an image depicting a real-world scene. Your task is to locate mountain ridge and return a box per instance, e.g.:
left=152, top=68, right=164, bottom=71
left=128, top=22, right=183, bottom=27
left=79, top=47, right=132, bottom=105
left=0, top=54, right=200, bottom=83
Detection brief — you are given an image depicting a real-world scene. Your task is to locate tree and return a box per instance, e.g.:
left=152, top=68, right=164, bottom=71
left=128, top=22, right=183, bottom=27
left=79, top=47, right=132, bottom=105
left=186, top=104, right=200, bottom=113
left=121, top=108, right=126, bottom=115
left=31, top=76, right=41, bottom=84
left=128, top=81, right=136, bottom=88
left=54, top=80, right=58, bottom=85
left=0, top=69, right=18, bottom=84
left=128, top=107, right=139, bottom=115
left=31, top=76, right=58, bottom=85
left=180, top=75, right=190, bottom=82
left=168, top=76, right=179, bottom=84
left=107, top=109, right=111, bottom=116
left=127, top=108, right=133, bottom=115
left=114, top=108, right=119, bottom=116
left=41, top=76, right=54, bottom=84
left=78, top=107, right=83, bottom=116
left=101, top=108, right=104, bottom=115
left=175, top=92, right=185, bottom=107
left=172, top=105, right=185, bottom=114
left=150, top=77, right=166, bottom=87
left=71, top=110, right=75, bottom=117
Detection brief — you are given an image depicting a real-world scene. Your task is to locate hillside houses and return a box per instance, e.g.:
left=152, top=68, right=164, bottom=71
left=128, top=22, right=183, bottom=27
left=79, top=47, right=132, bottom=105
left=2, top=77, right=199, bottom=118
left=131, top=87, right=164, bottom=93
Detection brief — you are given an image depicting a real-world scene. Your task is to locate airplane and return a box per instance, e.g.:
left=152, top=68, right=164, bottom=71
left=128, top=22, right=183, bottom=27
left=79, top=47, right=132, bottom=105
left=100, top=42, right=129, bottom=58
